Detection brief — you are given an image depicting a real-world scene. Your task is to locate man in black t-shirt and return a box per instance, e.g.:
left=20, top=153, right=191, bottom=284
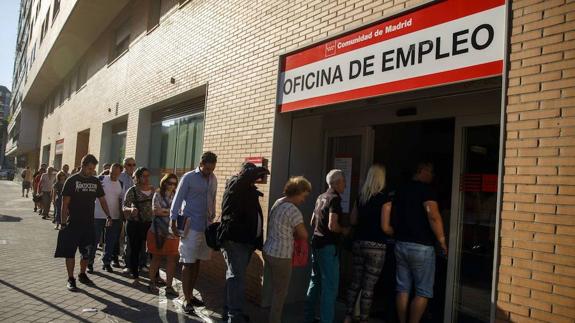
left=54, top=154, right=111, bottom=291
left=392, top=161, right=447, bottom=323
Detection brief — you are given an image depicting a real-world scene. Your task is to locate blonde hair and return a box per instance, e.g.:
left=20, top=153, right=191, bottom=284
left=284, top=176, right=312, bottom=197
left=359, top=164, right=386, bottom=205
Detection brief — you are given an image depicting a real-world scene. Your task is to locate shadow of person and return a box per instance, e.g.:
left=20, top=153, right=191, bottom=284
left=0, top=214, right=23, bottom=222
left=80, top=283, right=194, bottom=322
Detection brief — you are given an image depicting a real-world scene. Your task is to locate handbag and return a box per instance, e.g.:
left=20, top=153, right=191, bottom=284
left=205, top=221, right=222, bottom=251
left=292, top=239, right=309, bottom=267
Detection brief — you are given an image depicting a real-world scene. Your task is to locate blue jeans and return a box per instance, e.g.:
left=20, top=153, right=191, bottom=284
left=221, top=240, right=255, bottom=323
left=304, top=245, right=339, bottom=323
left=102, top=219, right=123, bottom=265
left=88, top=219, right=107, bottom=265
left=395, top=241, right=436, bottom=298
left=54, top=197, right=62, bottom=224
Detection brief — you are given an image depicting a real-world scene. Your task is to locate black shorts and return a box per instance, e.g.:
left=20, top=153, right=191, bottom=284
left=54, top=223, right=95, bottom=259
left=22, top=181, right=31, bottom=189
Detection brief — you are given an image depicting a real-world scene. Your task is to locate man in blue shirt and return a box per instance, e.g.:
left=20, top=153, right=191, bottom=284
left=170, top=151, right=218, bottom=316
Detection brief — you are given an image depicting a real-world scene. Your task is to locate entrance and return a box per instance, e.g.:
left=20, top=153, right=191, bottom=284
left=325, top=116, right=499, bottom=323
left=75, top=129, right=90, bottom=168
left=277, top=82, right=502, bottom=321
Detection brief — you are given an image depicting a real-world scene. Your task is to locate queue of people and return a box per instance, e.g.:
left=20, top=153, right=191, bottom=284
left=24, top=149, right=446, bottom=323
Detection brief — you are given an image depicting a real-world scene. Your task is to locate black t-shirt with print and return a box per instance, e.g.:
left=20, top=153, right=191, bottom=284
left=62, top=173, right=105, bottom=226
left=392, top=180, right=437, bottom=246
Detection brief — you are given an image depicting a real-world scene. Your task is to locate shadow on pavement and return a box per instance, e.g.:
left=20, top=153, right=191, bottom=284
left=0, top=214, right=22, bottom=222
left=0, top=278, right=90, bottom=322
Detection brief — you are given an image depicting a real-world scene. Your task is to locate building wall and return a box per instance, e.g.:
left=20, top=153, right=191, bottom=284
left=37, top=0, right=429, bottom=301
left=498, top=0, right=575, bottom=321
left=29, top=0, right=575, bottom=318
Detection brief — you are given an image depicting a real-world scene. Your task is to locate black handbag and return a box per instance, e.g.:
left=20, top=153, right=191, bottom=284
left=205, top=221, right=222, bottom=251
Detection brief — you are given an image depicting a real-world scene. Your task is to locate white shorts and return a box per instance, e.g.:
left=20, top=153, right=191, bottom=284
left=179, top=229, right=211, bottom=264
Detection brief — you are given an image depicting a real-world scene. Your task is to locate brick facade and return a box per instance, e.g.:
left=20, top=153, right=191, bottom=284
left=15, top=0, right=575, bottom=320
left=36, top=0, right=429, bottom=302
left=498, top=0, right=575, bottom=321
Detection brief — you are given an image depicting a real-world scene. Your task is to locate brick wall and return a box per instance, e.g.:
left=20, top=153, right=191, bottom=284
left=38, top=0, right=430, bottom=301
left=498, top=0, right=575, bottom=321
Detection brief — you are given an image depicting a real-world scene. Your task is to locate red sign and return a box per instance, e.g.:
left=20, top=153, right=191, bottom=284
left=460, top=174, right=498, bottom=193
left=277, top=0, right=505, bottom=112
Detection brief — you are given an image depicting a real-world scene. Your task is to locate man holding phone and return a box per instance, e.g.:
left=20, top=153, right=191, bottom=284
left=170, top=152, right=218, bottom=316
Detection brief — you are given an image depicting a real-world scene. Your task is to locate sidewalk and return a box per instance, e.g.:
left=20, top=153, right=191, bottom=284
left=0, top=180, right=268, bottom=322
left=0, top=179, right=367, bottom=323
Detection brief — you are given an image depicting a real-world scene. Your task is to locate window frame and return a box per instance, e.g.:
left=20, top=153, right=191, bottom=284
left=108, top=19, right=132, bottom=64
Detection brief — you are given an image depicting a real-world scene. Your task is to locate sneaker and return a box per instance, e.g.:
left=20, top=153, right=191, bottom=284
left=165, top=286, right=179, bottom=297
left=122, top=268, right=131, bottom=275
left=190, top=296, right=205, bottom=307
left=182, top=302, right=198, bottom=316
left=54, top=225, right=59, bottom=230
left=112, top=261, right=121, bottom=268
left=67, top=278, right=78, bottom=291
left=103, top=264, right=113, bottom=273
left=78, top=273, right=95, bottom=286
left=87, top=264, right=94, bottom=274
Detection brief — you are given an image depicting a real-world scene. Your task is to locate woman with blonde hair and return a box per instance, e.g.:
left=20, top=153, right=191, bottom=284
left=344, top=164, right=393, bottom=323
left=263, top=176, right=312, bottom=323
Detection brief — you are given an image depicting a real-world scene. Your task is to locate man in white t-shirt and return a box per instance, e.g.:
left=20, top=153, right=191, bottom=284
left=87, top=163, right=124, bottom=273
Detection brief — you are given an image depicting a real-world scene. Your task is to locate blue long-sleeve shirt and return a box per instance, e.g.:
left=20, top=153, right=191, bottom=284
left=170, top=167, right=217, bottom=232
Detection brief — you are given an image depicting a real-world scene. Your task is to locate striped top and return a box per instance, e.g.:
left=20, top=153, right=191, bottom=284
left=263, top=197, right=304, bottom=259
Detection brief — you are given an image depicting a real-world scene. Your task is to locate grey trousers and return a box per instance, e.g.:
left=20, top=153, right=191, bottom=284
left=264, top=253, right=293, bottom=323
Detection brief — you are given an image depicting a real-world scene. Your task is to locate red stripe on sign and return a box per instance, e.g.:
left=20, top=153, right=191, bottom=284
left=279, top=60, right=502, bottom=112
left=283, top=0, right=505, bottom=71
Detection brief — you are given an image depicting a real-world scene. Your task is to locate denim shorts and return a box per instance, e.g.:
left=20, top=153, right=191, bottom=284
left=394, top=241, right=436, bottom=298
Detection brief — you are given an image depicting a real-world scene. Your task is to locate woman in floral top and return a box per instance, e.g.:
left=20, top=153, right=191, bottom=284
left=123, top=167, right=154, bottom=284
left=147, top=173, right=180, bottom=295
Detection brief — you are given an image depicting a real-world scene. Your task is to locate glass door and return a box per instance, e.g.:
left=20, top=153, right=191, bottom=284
left=446, top=118, right=500, bottom=323
left=324, top=127, right=373, bottom=299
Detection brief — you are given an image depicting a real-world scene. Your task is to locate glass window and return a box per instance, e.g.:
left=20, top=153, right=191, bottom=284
left=147, top=0, right=162, bottom=31
left=149, top=113, right=204, bottom=185
left=77, top=61, right=87, bottom=90
left=53, top=0, right=60, bottom=22
left=110, top=131, right=127, bottom=164
left=110, top=20, right=131, bottom=62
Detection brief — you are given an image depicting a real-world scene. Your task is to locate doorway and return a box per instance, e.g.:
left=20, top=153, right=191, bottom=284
left=75, top=129, right=90, bottom=168
left=447, top=121, right=500, bottom=323
left=371, top=118, right=455, bottom=323
left=327, top=117, right=499, bottom=323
